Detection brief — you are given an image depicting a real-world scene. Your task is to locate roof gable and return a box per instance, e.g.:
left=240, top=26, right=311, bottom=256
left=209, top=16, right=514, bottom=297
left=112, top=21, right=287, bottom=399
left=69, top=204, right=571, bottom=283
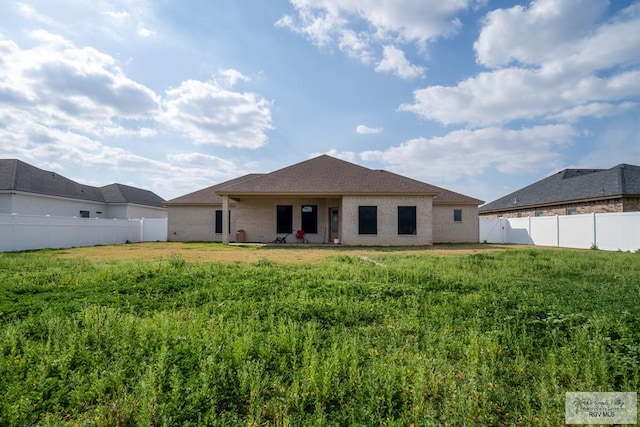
left=217, top=155, right=442, bottom=195
left=480, top=163, right=640, bottom=212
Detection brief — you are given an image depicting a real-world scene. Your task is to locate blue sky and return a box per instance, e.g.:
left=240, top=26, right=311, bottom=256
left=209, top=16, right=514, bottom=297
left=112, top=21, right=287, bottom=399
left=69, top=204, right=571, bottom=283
left=1, top=0, right=639, bottom=203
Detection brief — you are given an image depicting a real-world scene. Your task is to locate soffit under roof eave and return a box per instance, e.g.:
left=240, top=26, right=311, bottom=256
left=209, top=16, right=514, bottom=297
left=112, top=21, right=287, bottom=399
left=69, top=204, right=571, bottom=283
left=215, top=191, right=438, bottom=198
left=433, top=200, right=484, bottom=206
left=164, top=202, right=235, bottom=207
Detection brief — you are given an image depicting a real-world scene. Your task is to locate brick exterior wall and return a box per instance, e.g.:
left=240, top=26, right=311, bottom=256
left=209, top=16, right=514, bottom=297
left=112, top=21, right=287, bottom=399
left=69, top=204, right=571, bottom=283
left=169, top=195, right=482, bottom=245
left=233, top=197, right=341, bottom=244
left=480, top=197, right=640, bottom=218
left=341, top=195, right=433, bottom=246
left=432, top=205, right=479, bottom=243
left=219, top=195, right=434, bottom=245
left=168, top=205, right=224, bottom=242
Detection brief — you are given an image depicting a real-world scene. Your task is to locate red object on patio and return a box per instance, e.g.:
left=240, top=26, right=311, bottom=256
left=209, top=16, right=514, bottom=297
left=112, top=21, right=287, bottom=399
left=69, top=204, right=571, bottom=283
left=296, top=230, right=305, bottom=243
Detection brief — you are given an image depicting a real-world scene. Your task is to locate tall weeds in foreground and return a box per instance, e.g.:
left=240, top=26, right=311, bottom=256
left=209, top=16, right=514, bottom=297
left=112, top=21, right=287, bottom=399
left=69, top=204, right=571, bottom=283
left=0, top=248, right=638, bottom=425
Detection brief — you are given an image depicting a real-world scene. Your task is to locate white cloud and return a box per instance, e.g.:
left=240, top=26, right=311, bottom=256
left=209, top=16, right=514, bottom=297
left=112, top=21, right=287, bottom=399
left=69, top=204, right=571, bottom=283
left=16, top=2, right=54, bottom=25
left=167, top=152, right=236, bottom=170
left=101, top=2, right=158, bottom=40
left=360, top=125, right=578, bottom=182
left=277, top=0, right=477, bottom=76
left=338, top=29, right=373, bottom=63
left=162, top=79, right=273, bottom=148
left=0, top=30, right=160, bottom=137
left=104, top=10, right=130, bottom=21
left=279, top=0, right=475, bottom=45
left=0, top=113, right=243, bottom=199
left=14, top=1, right=159, bottom=43
left=356, top=124, right=383, bottom=134
left=399, top=68, right=640, bottom=126
left=137, top=27, right=156, bottom=38
left=400, top=3, right=640, bottom=126
left=0, top=30, right=274, bottom=172
left=547, top=101, right=637, bottom=122
left=375, top=45, right=424, bottom=79
left=275, top=5, right=345, bottom=47
left=474, top=0, right=609, bottom=68
left=217, top=69, right=250, bottom=87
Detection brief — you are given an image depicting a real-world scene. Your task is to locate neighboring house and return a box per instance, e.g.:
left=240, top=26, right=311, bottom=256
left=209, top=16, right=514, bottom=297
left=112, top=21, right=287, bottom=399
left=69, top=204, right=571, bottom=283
left=0, top=159, right=167, bottom=219
left=479, top=163, right=640, bottom=218
left=165, top=155, right=483, bottom=245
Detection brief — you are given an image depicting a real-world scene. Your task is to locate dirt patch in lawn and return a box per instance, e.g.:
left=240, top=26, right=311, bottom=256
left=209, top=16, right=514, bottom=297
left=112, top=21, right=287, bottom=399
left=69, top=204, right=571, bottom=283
left=54, top=242, right=509, bottom=264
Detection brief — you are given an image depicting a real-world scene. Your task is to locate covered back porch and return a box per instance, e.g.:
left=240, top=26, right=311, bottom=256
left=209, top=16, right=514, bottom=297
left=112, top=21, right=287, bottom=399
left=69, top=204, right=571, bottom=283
left=222, top=196, right=342, bottom=244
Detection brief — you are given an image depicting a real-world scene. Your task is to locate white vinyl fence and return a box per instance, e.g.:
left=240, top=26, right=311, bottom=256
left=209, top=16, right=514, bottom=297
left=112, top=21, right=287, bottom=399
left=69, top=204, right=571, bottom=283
left=480, top=211, right=640, bottom=251
left=0, top=213, right=167, bottom=252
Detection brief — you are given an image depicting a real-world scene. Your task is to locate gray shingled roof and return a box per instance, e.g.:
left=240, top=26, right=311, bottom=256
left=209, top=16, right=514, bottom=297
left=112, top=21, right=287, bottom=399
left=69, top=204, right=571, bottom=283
left=1, top=159, right=165, bottom=207
left=479, top=163, right=640, bottom=213
left=432, top=186, right=484, bottom=205
left=167, top=155, right=483, bottom=205
left=217, top=155, right=443, bottom=195
left=100, top=183, right=165, bottom=208
left=164, top=174, right=263, bottom=205
left=1, top=159, right=105, bottom=202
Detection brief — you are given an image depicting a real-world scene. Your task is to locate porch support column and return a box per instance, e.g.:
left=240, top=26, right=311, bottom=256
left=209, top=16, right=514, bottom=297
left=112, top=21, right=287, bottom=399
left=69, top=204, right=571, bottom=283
left=222, top=195, right=230, bottom=245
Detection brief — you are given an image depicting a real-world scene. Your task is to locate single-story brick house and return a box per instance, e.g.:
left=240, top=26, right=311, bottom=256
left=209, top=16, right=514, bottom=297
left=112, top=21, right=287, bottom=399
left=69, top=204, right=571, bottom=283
left=165, top=155, right=483, bottom=245
left=479, top=163, right=640, bottom=218
left=0, top=159, right=167, bottom=219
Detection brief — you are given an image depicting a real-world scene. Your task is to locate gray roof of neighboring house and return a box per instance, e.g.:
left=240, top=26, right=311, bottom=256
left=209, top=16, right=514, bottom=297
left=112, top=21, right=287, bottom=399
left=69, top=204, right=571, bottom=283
left=168, top=155, right=483, bottom=205
left=0, top=159, right=165, bottom=207
left=479, top=163, right=640, bottom=213
left=0, top=159, right=105, bottom=202
left=100, top=183, right=165, bottom=208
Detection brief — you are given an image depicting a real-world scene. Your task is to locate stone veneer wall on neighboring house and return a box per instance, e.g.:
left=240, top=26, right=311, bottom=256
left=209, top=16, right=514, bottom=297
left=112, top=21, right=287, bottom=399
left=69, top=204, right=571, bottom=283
left=479, top=198, right=633, bottom=218
left=623, top=197, right=640, bottom=212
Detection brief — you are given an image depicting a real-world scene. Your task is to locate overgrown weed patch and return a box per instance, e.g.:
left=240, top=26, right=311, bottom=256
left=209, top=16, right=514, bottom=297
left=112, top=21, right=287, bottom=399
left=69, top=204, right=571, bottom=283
left=0, top=247, right=638, bottom=425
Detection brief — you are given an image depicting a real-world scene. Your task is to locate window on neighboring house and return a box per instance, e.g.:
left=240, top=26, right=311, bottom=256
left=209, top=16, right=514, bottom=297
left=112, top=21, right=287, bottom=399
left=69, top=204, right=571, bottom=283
left=535, top=210, right=543, bottom=217
left=453, top=209, right=462, bottom=222
left=79, top=210, right=90, bottom=218
left=398, top=206, right=416, bottom=235
left=301, top=205, right=318, bottom=234
left=566, top=208, right=578, bottom=215
left=358, top=206, right=377, bottom=235
left=215, top=210, right=231, bottom=234
left=276, top=205, right=293, bottom=234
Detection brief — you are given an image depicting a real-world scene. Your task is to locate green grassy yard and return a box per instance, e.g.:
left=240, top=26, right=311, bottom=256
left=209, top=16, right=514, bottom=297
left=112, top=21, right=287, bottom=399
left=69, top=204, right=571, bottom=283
left=0, top=247, right=638, bottom=426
